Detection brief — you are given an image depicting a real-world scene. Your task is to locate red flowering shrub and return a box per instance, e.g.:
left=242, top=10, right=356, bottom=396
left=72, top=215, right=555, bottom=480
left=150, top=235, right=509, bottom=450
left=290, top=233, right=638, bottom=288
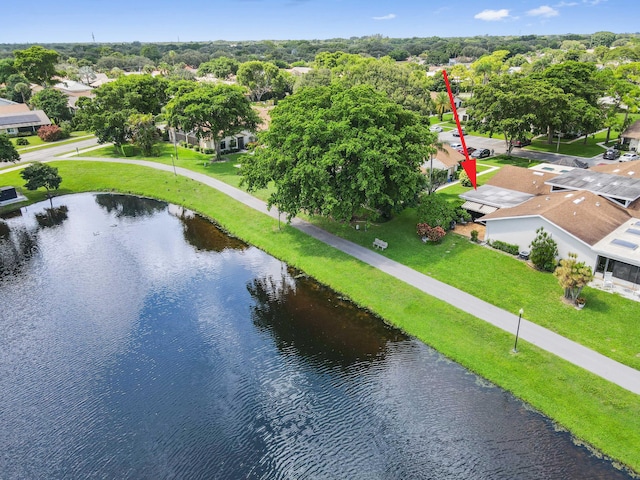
left=416, top=223, right=446, bottom=243
left=37, top=125, right=63, bottom=142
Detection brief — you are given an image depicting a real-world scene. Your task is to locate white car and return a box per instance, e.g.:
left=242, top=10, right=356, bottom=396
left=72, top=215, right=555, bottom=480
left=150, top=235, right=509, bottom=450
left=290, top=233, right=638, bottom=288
left=429, top=125, right=443, bottom=132
left=450, top=142, right=462, bottom=150
left=620, top=152, right=639, bottom=162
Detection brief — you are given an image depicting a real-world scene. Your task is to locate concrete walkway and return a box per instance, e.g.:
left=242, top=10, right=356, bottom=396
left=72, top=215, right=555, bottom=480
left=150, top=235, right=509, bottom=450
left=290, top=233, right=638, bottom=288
left=4, top=156, right=640, bottom=396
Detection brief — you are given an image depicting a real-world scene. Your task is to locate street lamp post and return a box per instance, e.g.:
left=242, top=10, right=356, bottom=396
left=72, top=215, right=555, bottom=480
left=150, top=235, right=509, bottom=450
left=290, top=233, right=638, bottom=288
left=513, top=308, right=524, bottom=353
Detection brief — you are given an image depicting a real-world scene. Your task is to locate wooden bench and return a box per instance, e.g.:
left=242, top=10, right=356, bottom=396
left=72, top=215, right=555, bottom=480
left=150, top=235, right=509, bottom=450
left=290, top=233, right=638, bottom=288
left=373, top=238, right=388, bottom=250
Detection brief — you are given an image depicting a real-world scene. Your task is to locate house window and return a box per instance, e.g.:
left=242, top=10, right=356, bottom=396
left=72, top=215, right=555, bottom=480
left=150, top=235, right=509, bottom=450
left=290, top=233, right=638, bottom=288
left=230, top=138, right=237, bottom=149
left=220, top=140, right=226, bottom=150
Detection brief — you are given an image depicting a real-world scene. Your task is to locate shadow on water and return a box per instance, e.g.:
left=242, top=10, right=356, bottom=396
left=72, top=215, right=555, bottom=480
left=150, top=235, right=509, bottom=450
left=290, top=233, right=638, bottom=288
left=94, top=193, right=167, bottom=218
left=35, top=205, right=68, bottom=229
left=175, top=209, right=248, bottom=253
left=247, top=268, right=409, bottom=369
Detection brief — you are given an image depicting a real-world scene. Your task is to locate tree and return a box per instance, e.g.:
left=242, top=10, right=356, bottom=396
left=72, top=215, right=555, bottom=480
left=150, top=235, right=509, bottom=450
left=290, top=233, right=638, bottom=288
left=434, top=91, right=450, bottom=121
left=4, top=74, right=32, bottom=103
left=236, top=61, right=282, bottom=101
left=128, top=113, right=159, bottom=156
left=13, top=45, right=59, bottom=86
left=78, top=65, right=97, bottom=85
left=20, top=162, right=62, bottom=205
left=75, top=75, right=168, bottom=151
left=30, top=88, right=72, bottom=124
left=166, top=83, right=259, bottom=159
left=416, top=192, right=458, bottom=229
left=0, top=58, right=17, bottom=84
left=13, top=82, right=30, bottom=104
left=0, top=134, right=20, bottom=163
left=241, top=84, right=435, bottom=222
left=529, top=227, right=558, bottom=272
left=554, top=253, right=594, bottom=303
left=197, top=56, right=239, bottom=79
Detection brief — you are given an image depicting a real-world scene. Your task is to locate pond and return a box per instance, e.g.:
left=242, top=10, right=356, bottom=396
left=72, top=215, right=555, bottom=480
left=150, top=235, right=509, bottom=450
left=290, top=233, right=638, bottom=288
left=0, top=193, right=632, bottom=479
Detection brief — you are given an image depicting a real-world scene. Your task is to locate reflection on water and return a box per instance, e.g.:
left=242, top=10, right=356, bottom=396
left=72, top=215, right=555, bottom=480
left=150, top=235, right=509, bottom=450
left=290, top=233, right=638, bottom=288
left=0, top=193, right=633, bottom=479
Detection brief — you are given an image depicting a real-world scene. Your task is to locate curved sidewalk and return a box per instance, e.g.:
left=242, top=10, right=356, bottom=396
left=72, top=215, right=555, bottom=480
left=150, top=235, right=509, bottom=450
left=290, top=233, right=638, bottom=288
left=7, top=156, right=640, bottom=395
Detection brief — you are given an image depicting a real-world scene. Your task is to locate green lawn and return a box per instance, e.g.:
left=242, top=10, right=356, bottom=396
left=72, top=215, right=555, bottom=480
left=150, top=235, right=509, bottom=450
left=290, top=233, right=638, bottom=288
left=0, top=160, right=638, bottom=474
left=526, top=130, right=612, bottom=157
left=11, top=132, right=94, bottom=153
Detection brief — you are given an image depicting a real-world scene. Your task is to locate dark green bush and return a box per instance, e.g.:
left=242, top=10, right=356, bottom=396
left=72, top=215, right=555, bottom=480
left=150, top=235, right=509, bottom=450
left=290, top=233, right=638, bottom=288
left=16, top=137, right=29, bottom=146
left=489, top=239, right=519, bottom=256
left=121, top=144, right=137, bottom=156
left=204, top=148, right=215, bottom=154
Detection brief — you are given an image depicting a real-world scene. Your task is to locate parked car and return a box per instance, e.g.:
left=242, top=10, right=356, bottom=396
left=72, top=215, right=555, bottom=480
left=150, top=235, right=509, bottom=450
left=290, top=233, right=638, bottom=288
left=603, top=149, right=621, bottom=160
left=620, top=152, right=639, bottom=162
left=511, top=138, right=531, bottom=147
left=471, top=148, right=491, bottom=158
left=450, top=142, right=462, bottom=150
left=452, top=128, right=466, bottom=137
left=429, top=125, right=443, bottom=132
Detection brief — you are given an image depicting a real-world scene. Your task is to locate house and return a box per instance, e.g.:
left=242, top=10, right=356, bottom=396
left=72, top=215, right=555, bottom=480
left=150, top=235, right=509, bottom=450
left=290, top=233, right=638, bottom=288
left=0, top=103, right=52, bottom=136
left=474, top=162, right=640, bottom=284
left=619, top=119, right=640, bottom=152
left=169, top=129, right=255, bottom=153
left=421, top=145, right=463, bottom=180
left=459, top=165, right=558, bottom=219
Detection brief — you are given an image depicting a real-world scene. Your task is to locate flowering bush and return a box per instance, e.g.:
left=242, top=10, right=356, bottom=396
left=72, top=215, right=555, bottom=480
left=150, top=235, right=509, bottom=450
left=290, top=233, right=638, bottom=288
left=37, top=125, right=63, bottom=142
left=416, top=223, right=446, bottom=243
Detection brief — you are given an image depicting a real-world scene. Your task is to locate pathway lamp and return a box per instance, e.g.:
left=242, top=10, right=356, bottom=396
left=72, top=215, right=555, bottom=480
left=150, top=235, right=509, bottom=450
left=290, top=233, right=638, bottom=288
left=513, top=308, right=524, bottom=353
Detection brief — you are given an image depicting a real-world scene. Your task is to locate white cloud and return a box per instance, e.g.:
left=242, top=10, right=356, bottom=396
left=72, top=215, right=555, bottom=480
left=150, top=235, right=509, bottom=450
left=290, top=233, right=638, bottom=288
left=474, top=9, right=510, bottom=21
left=554, top=1, right=578, bottom=6
left=527, top=5, right=560, bottom=17
left=372, top=13, right=396, bottom=21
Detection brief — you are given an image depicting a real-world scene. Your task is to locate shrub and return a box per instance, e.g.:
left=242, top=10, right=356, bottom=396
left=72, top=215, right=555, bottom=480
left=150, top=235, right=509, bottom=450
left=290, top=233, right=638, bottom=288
left=121, top=144, right=136, bottom=157
left=488, top=239, right=519, bottom=256
left=530, top=227, right=559, bottom=272
left=554, top=253, right=594, bottom=302
left=16, top=137, right=29, bottom=146
left=470, top=230, right=479, bottom=243
left=459, top=170, right=472, bottom=187
left=204, top=148, right=215, bottom=155
left=194, top=145, right=201, bottom=152
left=37, top=125, right=63, bottom=142
left=59, top=121, right=73, bottom=139
left=416, top=223, right=447, bottom=243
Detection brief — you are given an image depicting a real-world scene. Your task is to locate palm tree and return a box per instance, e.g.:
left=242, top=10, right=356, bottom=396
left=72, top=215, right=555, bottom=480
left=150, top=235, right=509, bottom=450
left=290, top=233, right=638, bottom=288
left=14, top=82, right=30, bottom=104
left=434, top=91, right=451, bottom=121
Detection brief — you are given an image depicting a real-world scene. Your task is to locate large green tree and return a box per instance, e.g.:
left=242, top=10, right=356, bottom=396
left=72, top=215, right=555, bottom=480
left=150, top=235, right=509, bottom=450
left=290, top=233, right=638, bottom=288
left=467, top=75, right=567, bottom=154
left=166, top=83, right=259, bottom=159
left=128, top=113, right=159, bottom=156
left=197, top=56, right=239, bottom=79
left=30, top=88, right=72, bottom=124
left=241, top=84, right=436, bottom=222
left=13, top=46, right=60, bottom=86
left=0, top=134, right=20, bottom=163
left=236, top=61, right=284, bottom=101
left=75, top=74, right=168, bottom=150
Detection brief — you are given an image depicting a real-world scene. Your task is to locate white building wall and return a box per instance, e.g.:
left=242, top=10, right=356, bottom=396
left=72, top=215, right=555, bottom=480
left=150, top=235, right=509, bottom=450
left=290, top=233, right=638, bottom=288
left=484, top=216, right=598, bottom=269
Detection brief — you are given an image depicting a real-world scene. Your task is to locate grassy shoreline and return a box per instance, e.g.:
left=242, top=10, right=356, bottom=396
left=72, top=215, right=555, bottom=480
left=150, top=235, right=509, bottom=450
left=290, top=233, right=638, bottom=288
left=1, top=161, right=639, bottom=475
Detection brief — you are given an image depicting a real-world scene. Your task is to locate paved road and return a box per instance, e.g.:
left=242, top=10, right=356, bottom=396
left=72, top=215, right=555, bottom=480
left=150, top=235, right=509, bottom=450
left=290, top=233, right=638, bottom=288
left=17, top=155, right=637, bottom=396
left=18, top=138, right=100, bottom=164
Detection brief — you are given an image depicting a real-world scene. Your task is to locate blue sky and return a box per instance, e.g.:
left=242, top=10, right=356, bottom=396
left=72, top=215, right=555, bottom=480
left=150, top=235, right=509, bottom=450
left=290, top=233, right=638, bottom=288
left=2, top=0, right=637, bottom=44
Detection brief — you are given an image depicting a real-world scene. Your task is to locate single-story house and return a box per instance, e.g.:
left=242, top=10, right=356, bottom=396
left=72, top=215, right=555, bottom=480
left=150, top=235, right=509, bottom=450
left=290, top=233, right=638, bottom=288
left=0, top=103, right=52, bottom=135
left=619, top=119, right=640, bottom=152
left=421, top=145, right=464, bottom=180
left=168, top=128, right=255, bottom=153
left=474, top=162, right=640, bottom=284
left=460, top=165, right=558, bottom=219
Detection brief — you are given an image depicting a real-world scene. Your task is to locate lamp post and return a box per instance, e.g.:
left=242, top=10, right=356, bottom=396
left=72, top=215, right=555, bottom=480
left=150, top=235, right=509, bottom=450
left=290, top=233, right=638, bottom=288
left=513, top=308, right=524, bottom=353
